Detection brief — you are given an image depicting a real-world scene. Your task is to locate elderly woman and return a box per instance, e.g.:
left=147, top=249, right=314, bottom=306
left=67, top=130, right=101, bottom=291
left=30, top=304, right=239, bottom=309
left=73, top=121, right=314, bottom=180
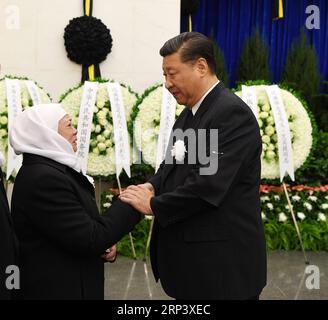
left=9, top=104, right=141, bottom=300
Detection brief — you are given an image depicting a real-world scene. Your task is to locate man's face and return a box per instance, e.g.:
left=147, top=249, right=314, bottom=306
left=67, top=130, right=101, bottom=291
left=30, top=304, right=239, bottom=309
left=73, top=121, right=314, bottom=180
left=162, top=52, right=201, bottom=107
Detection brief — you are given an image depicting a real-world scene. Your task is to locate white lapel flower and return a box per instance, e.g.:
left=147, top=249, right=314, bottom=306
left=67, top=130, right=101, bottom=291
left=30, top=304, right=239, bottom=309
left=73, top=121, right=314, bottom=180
left=171, top=140, right=187, bottom=162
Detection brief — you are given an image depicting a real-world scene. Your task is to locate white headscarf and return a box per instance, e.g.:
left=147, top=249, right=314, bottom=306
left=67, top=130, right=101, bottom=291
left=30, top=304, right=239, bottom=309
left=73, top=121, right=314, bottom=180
left=9, top=104, right=81, bottom=172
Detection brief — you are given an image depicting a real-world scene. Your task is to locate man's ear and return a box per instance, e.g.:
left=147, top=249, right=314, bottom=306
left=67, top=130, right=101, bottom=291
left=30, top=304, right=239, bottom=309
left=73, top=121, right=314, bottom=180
left=196, top=58, right=209, bottom=76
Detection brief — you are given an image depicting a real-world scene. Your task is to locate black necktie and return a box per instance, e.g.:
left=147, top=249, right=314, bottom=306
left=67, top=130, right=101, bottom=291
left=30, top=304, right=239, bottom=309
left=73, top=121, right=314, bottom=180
left=183, top=109, right=194, bottom=130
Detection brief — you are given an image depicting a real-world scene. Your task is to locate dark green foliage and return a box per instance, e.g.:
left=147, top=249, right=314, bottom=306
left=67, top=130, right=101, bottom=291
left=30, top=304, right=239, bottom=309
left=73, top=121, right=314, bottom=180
left=310, top=81, right=328, bottom=132
left=264, top=220, right=328, bottom=251
left=236, top=29, right=271, bottom=83
left=212, top=39, right=229, bottom=86
left=281, top=29, right=321, bottom=105
left=295, top=131, right=328, bottom=185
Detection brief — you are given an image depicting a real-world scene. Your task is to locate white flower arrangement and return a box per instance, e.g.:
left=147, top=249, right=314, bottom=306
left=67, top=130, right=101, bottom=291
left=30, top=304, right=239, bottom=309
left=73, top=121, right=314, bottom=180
left=60, top=81, right=138, bottom=176
left=133, top=84, right=184, bottom=167
left=235, top=84, right=313, bottom=180
left=259, top=190, right=328, bottom=250
left=0, top=77, right=51, bottom=171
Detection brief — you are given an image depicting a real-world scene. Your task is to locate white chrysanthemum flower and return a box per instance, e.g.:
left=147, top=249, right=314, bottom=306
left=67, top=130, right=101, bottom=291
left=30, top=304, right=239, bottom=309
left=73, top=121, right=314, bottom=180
left=304, top=202, right=313, bottom=211
left=285, top=205, right=291, bottom=211
left=317, top=213, right=326, bottom=222
left=325, top=195, right=328, bottom=201
left=292, top=195, right=301, bottom=202
left=261, top=196, right=270, bottom=202
left=259, top=111, right=269, bottom=119
left=103, top=202, right=111, bottom=208
left=321, top=203, right=328, bottom=210
left=297, top=212, right=306, bottom=220
left=235, top=85, right=313, bottom=179
left=0, top=116, right=8, bottom=125
left=261, top=212, right=266, bottom=220
left=279, top=212, right=288, bottom=222
left=273, top=195, right=280, bottom=201
left=308, top=196, right=318, bottom=202
left=267, top=203, right=274, bottom=210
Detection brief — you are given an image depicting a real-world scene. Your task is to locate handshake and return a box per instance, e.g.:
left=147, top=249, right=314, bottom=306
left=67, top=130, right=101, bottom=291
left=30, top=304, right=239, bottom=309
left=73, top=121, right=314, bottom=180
left=118, top=182, right=155, bottom=216
left=102, top=182, right=155, bottom=263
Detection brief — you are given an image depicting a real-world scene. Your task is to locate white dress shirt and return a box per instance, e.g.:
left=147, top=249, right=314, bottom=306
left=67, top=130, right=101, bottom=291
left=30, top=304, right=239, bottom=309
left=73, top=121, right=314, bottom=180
left=191, top=80, right=220, bottom=115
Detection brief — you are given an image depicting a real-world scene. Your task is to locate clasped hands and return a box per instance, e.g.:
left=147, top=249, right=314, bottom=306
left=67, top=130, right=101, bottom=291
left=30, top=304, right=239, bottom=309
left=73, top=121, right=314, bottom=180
left=119, top=183, right=154, bottom=216
left=102, top=184, right=153, bottom=262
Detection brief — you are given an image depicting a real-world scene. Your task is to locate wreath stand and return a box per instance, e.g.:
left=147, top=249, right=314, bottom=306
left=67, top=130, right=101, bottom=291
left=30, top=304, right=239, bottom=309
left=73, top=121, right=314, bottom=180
left=143, top=215, right=154, bottom=261
left=282, top=182, right=309, bottom=265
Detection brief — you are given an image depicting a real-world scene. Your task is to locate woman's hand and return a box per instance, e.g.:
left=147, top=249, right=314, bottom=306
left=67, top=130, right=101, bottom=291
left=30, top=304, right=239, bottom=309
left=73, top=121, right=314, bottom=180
left=101, top=245, right=117, bottom=263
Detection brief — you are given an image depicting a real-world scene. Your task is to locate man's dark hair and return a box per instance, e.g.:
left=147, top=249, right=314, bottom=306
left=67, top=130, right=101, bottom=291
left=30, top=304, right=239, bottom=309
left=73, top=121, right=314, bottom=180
left=159, top=32, right=217, bottom=74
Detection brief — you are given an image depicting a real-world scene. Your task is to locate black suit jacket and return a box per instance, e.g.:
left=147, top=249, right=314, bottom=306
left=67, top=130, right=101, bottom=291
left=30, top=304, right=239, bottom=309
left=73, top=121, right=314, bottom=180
left=0, top=168, right=18, bottom=300
left=11, top=154, right=140, bottom=300
left=148, top=82, right=267, bottom=299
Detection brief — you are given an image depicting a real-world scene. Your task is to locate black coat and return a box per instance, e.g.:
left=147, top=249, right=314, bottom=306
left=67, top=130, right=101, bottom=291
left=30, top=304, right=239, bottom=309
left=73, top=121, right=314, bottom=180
left=0, top=168, right=18, bottom=300
left=148, top=83, right=267, bottom=299
left=11, top=154, right=140, bottom=300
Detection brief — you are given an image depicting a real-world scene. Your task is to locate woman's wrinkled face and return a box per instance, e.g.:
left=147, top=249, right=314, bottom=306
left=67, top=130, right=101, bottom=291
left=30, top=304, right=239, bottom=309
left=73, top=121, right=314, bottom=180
left=58, top=114, right=78, bottom=152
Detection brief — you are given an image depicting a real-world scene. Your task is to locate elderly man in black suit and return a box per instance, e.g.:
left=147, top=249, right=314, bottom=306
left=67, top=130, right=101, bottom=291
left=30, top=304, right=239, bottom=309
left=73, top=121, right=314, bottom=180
left=120, top=32, right=267, bottom=300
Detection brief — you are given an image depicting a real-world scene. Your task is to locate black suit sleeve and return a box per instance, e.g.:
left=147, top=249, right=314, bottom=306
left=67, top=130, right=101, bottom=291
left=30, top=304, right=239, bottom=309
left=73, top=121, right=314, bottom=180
left=148, top=162, right=164, bottom=195
left=151, top=104, right=261, bottom=228
left=13, top=170, right=140, bottom=257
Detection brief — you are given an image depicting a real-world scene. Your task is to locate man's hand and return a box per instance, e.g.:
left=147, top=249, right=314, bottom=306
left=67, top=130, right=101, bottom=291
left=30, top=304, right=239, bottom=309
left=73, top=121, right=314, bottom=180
left=101, top=245, right=117, bottom=263
left=138, top=182, right=155, bottom=194
left=119, top=184, right=154, bottom=215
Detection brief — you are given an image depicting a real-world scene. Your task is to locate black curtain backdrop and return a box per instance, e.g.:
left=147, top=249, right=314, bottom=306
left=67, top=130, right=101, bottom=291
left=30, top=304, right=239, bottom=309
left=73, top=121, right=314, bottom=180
left=182, top=0, right=327, bottom=89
